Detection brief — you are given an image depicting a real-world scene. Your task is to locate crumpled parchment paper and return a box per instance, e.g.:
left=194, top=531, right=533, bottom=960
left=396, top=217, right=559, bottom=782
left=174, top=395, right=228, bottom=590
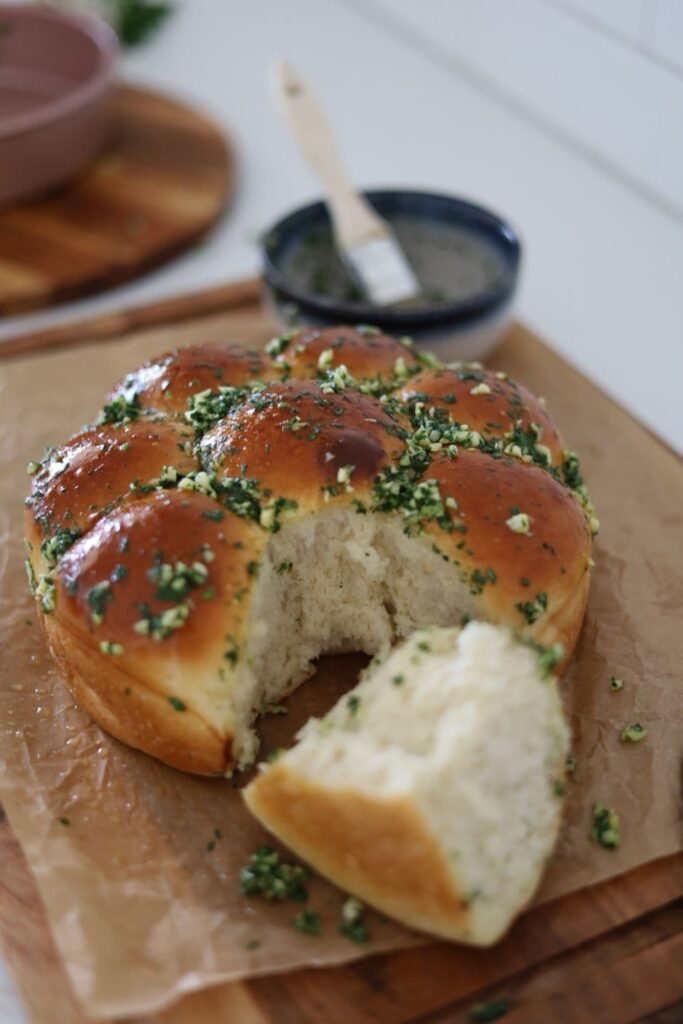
left=0, top=310, right=681, bottom=1020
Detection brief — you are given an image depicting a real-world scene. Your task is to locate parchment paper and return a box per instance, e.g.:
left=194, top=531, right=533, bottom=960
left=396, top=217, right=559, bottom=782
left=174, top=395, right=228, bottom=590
left=0, top=310, right=681, bottom=1021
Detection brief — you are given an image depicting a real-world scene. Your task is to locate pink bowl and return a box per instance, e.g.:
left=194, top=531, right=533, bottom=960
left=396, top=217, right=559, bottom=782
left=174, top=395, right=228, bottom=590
left=0, top=3, right=119, bottom=206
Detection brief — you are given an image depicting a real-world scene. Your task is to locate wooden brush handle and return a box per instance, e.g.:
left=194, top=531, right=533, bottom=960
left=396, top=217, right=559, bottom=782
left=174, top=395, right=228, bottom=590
left=274, top=61, right=387, bottom=250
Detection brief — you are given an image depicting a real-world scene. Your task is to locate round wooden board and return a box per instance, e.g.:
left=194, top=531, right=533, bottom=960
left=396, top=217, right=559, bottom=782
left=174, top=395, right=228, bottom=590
left=0, top=84, right=234, bottom=316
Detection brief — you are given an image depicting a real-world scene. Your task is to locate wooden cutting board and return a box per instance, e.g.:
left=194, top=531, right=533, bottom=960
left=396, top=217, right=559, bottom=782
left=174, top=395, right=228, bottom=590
left=0, top=279, right=681, bottom=1024
left=0, top=85, right=234, bottom=317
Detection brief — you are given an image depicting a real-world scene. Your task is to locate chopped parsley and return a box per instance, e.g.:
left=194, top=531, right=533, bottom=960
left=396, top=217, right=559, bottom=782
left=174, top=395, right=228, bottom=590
left=100, top=641, right=124, bottom=656
left=240, top=846, right=310, bottom=902
left=392, top=674, right=405, bottom=686
left=168, top=697, right=186, bottom=712
left=134, top=602, right=191, bottom=640
left=468, top=999, right=511, bottom=1022
left=590, top=804, right=620, bottom=849
left=261, top=702, right=288, bottom=715
left=148, top=559, right=208, bottom=601
left=98, top=393, right=140, bottom=425
left=609, top=676, right=624, bottom=692
left=293, top=909, right=322, bottom=935
left=347, top=695, right=361, bottom=716
left=515, top=591, right=548, bottom=624
left=185, top=384, right=250, bottom=433
left=519, top=636, right=564, bottom=678
left=40, top=528, right=82, bottom=567
left=86, top=580, right=113, bottom=625
left=619, top=723, right=647, bottom=743
left=470, top=567, right=497, bottom=595
left=505, top=511, right=531, bottom=535
left=339, top=897, right=368, bottom=942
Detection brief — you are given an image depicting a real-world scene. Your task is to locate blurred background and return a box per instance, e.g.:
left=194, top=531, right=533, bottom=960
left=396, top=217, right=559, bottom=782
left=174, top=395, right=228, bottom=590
left=1, top=1, right=682, bottom=451
left=1, top=0, right=683, bottom=405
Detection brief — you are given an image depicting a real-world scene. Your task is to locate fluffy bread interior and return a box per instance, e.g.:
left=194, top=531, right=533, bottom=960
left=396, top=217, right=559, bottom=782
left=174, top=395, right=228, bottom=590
left=244, top=622, right=570, bottom=944
left=229, top=508, right=476, bottom=766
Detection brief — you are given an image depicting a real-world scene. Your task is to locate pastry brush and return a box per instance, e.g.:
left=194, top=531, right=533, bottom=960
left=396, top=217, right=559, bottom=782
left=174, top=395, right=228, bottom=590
left=274, top=61, right=421, bottom=307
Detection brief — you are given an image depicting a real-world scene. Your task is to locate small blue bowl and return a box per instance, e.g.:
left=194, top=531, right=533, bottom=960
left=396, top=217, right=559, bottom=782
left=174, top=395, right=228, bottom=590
left=261, top=189, right=522, bottom=359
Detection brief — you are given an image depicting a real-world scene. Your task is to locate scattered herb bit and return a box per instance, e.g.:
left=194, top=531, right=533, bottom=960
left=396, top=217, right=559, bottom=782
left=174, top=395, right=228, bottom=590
left=168, top=697, right=186, bottom=712
left=149, top=559, right=208, bottom=601
left=339, top=897, right=368, bottom=942
left=266, top=747, right=285, bottom=763
left=293, top=909, right=322, bottom=935
left=110, top=0, right=174, bottom=48
left=553, top=779, right=567, bottom=797
left=620, top=723, right=648, bottom=743
left=347, top=695, right=360, bottom=716
left=265, top=333, right=293, bottom=361
left=98, top=393, right=140, bottom=425
left=609, top=676, right=624, bottom=692
left=261, top=702, right=288, bottom=715
left=276, top=560, right=293, bottom=575
left=317, top=347, right=334, bottom=371
left=185, top=384, right=250, bottom=433
left=515, top=592, right=548, bottom=624
left=40, top=527, right=82, bottom=567
left=247, top=561, right=260, bottom=577
left=518, top=636, right=564, bottom=678
left=244, top=939, right=260, bottom=950
left=26, top=460, right=40, bottom=475
left=202, top=508, right=225, bottom=522
left=240, top=846, right=310, bottom=902
left=505, top=511, right=531, bottom=535
left=58, top=816, right=70, bottom=827
left=135, top=602, right=190, bottom=640
left=468, top=998, right=512, bottom=1022
left=100, top=640, right=125, bottom=656
left=392, top=674, right=405, bottom=686
left=565, top=754, right=577, bottom=774
left=470, top=567, right=497, bottom=595
left=86, top=580, right=113, bottom=625
left=590, top=803, right=620, bottom=849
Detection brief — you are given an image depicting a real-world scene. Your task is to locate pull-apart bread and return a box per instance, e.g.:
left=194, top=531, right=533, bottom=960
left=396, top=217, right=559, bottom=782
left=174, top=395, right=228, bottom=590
left=245, top=621, right=570, bottom=946
left=25, top=326, right=596, bottom=777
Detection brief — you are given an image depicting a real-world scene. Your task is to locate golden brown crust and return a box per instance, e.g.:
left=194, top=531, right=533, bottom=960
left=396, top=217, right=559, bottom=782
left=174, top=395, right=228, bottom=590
left=268, top=325, right=420, bottom=379
left=43, top=490, right=265, bottom=774
left=43, top=611, right=230, bottom=775
left=107, top=343, right=275, bottom=415
left=423, top=448, right=592, bottom=657
left=199, top=379, right=409, bottom=511
left=400, top=367, right=564, bottom=465
left=244, top=763, right=477, bottom=942
left=25, top=419, right=197, bottom=575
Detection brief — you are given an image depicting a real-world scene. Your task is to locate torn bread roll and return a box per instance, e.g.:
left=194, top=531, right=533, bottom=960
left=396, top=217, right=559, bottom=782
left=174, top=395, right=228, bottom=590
left=244, top=621, right=570, bottom=946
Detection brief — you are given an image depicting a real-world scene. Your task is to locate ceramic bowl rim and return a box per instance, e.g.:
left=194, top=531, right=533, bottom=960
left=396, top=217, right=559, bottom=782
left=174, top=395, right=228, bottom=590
left=0, top=2, right=119, bottom=141
left=261, top=188, right=522, bottom=330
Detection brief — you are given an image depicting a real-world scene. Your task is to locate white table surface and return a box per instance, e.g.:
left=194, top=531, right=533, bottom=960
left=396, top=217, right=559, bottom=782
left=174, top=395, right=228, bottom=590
left=2, top=1, right=682, bottom=1019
